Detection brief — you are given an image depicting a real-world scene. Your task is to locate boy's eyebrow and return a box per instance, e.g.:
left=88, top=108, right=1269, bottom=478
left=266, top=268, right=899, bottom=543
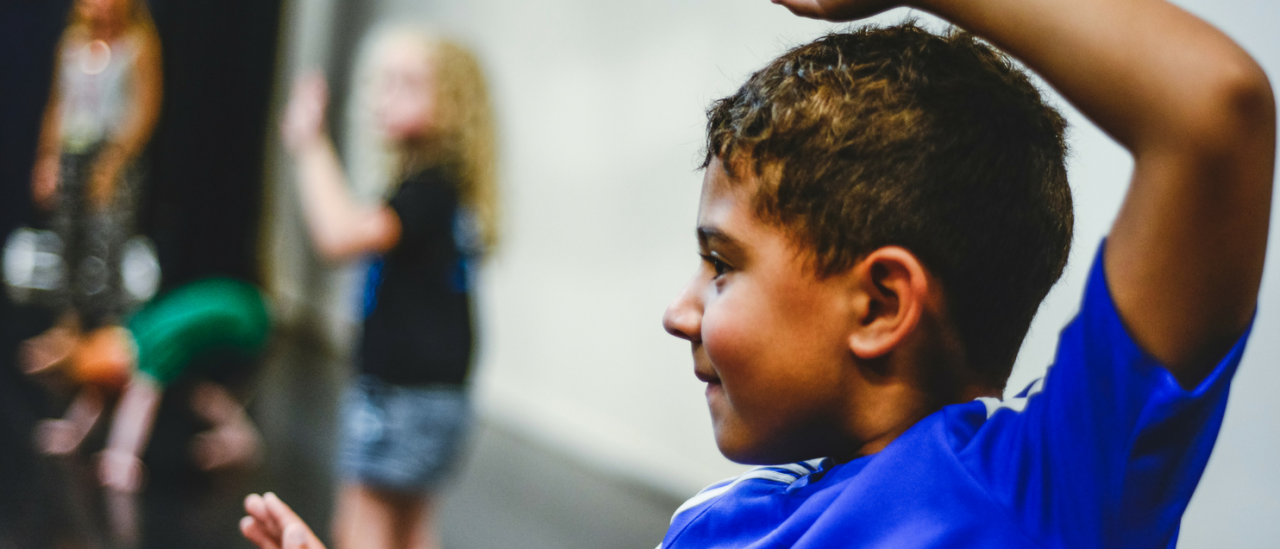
left=697, top=226, right=744, bottom=255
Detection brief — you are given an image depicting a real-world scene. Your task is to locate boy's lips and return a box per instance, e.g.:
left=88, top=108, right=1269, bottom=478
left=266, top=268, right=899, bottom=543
left=692, top=347, right=721, bottom=384
left=695, top=367, right=721, bottom=384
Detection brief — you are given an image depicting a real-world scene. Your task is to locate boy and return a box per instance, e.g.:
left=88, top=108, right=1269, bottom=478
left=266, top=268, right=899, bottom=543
left=240, top=0, right=1274, bottom=546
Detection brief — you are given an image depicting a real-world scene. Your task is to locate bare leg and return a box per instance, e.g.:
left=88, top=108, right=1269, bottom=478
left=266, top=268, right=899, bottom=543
left=188, top=381, right=263, bottom=471
left=333, top=483, right=401, bottom=549
left=34, top=386, right=105, bottom=455
left=403, top=495, right=440, bottom=549
left=98, top=376, right=161, bottom=549
left=104, top=484, right=140, bottom=548
left=99, top=376, right=161, bottom=492
left=20, top=312, right=81, bottom=375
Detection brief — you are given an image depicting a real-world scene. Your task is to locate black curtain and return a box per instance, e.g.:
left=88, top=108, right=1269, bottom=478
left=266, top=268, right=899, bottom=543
left=0, top=4, right=77, bottom=547
left=144, top=0, right=282, bottom=289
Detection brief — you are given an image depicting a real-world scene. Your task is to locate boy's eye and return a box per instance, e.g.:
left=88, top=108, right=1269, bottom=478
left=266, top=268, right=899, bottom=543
left=700, top=254, right=731, bottom=277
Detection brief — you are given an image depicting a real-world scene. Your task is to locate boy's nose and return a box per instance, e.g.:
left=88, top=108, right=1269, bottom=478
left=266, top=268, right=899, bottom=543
left=663, top=279, right=702, bottom=342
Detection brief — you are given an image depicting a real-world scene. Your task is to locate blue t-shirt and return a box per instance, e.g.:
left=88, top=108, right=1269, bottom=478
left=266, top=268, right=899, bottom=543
left=661, top=242, right=1252, bottom=549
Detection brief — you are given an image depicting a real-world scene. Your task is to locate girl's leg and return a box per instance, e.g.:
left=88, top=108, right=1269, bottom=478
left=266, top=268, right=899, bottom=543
left=188, top=381, right=263, bottom=470
left=34, top=386, right=104, bottom=455
left=333, top=483, right=400, bottom=549
left=402, top=494, right=440, bottom=549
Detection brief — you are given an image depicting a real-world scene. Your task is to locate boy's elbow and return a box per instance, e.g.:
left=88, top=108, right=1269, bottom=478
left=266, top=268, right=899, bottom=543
left=1220, top=57, right=1272, bottom=133
left=1188, top=56, right=1275, bottom=154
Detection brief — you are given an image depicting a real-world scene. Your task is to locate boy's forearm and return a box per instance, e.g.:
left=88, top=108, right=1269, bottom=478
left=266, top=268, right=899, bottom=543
left=915, top=0, right=1270, bottom=153
left=916, top=0, right=1274, bottom=379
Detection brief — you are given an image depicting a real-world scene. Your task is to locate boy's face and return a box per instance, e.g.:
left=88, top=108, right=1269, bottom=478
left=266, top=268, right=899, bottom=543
left=664, top=158, right=864, bottom=465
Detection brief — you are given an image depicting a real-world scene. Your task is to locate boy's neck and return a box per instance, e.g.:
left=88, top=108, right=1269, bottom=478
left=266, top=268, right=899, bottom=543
left=831, top=315, right=998, bottom=462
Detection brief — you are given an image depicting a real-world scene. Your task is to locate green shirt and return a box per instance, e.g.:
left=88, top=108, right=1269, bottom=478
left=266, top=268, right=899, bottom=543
left=127, top=278, right=270, bottom=387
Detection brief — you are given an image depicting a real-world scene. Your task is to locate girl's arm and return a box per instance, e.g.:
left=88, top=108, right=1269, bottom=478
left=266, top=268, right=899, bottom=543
left=282, top=74, right=401, bottom=262
left=32, top=41, right=65, bottom=211
left=88, top=28, right=163, bottom=209
left=775, top=0, right=1275, bottom=386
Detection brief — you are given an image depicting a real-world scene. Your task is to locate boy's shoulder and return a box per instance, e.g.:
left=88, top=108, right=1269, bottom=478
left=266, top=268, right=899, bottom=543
left=662, top=242, right=1253, bottom=549
left=661, top=400, right=1039, bottom=548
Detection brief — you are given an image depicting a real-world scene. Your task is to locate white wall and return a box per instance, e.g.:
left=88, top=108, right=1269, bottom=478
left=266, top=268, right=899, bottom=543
left=296, top=1, right=1280, bottom=545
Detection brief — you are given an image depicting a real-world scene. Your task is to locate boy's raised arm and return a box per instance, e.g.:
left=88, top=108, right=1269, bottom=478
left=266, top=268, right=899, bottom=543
left=777, top=0, right=1275, bottom=386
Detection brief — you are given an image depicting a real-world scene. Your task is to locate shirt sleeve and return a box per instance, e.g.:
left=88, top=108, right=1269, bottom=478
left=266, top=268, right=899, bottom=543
left=958, top=240, right=1253, bottom=548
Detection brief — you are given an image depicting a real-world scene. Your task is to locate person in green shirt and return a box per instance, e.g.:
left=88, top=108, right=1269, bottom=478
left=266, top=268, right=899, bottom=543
left=36, top=277, right=272, bottom=493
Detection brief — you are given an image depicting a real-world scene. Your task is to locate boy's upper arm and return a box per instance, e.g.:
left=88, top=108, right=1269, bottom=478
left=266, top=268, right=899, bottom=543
left=964, top=242, right=1252, bottom=545
left=1104, top=59, right=1274, bottom=387
left=896, top=0, right=1277, bottom=386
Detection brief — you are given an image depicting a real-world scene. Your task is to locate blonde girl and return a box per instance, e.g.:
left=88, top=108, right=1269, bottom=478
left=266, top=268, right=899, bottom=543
left=275, top=26, right=497, bottom=549
left=25, top=0, right=162, bottom=372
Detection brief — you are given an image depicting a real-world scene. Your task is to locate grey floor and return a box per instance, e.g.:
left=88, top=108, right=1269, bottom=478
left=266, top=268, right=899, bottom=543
left=253, top=329, right=682, bottom=549
left=262, top=330, right=681, bottom=549
left=0, top=323, right=680, bottom=549
left=440, top=422, right=678, bottom=549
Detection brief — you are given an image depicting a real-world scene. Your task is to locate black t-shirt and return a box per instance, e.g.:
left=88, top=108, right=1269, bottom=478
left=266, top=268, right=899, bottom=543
left=358, top=169, right=473, bottom=386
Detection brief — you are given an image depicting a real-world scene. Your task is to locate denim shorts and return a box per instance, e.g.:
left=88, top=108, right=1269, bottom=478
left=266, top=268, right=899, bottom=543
left=337, top=375, right=472, bottom=493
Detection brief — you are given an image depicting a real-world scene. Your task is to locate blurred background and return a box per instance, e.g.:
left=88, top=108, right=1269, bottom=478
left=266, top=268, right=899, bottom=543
left=1, top=0, right=1278, bottom=548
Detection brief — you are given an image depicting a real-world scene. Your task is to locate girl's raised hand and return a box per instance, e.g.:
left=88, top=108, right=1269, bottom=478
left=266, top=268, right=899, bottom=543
left=771, top=0, right=905, bottom=21
left=282, top=73, right=330, bottom=154
left=240, top=492, right=326, bottom=549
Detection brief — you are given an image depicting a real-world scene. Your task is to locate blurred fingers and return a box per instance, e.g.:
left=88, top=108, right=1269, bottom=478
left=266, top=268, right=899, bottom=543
left=242, top=493, right=323, bottom=549
left=770, top=0, right=898, bottom=21
left=264, top=492, right=307, bottom=526
left=240, top=516, right=282, bottom=549
left=773, top=0, right=826, bottom=17
left=283, top=523, right=321, bottom=549
left=244, top=493, right=283, bottom=540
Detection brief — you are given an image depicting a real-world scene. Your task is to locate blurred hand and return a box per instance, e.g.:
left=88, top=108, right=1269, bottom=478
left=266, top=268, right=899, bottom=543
left=98, top=449, right=145, bottom=493
left=282, top=73, right=330, bottom=154
left=32, top=155, right=60, bottom=211
left=771, top=0, right=904, bottom=21
left=241, top=492, right=326, bottom=549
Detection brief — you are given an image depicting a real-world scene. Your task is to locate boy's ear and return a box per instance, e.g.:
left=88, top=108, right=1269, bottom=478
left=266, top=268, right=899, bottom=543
left=847, top=246, right=930, bottom=360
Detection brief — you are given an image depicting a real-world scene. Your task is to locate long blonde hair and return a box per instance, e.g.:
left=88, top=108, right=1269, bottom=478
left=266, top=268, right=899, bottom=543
left=346, top=25, right=500, bottom=253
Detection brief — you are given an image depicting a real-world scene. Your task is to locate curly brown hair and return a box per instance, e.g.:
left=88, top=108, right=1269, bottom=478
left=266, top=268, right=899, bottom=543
left=704, top=23, right=1073, bottom=389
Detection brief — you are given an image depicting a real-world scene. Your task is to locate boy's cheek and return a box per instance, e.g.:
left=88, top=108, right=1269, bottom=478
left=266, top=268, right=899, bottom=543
left=700, top=308, right=759, bottom=376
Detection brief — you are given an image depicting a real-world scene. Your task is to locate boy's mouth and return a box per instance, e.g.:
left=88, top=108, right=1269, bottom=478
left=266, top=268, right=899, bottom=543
left=694, top=367, right=721, bottom=385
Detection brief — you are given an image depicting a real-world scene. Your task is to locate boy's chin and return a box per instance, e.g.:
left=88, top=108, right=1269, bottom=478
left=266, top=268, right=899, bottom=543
left=714, top=430, right=811, bottom=466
